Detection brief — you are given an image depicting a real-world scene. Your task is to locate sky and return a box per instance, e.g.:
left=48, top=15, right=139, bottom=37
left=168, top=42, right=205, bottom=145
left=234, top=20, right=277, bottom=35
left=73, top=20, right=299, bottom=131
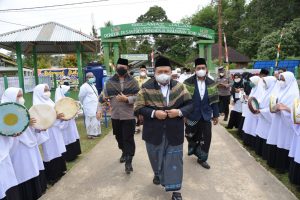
left=0, top=0, right=211, bottom=36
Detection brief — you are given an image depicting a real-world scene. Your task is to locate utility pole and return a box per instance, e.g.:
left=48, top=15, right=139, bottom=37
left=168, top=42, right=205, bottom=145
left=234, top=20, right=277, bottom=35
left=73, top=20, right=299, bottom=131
left=218, top=0, right=223, bottom=66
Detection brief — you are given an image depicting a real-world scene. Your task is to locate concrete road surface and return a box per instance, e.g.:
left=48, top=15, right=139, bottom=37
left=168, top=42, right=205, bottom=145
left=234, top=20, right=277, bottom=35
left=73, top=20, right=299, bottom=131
left=40, top=124, right=297, bottom=200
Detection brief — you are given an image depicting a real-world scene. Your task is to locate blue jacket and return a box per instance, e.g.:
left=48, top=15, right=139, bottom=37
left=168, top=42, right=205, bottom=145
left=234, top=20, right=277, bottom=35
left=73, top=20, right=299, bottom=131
left=185, top=76, right=219, bottom=121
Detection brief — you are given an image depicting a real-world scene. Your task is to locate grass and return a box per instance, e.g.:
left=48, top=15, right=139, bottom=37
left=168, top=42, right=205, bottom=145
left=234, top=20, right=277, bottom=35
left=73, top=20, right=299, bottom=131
left=66, top=116, right=112, bottom=170
left=221, top=122, right=300, bottom=199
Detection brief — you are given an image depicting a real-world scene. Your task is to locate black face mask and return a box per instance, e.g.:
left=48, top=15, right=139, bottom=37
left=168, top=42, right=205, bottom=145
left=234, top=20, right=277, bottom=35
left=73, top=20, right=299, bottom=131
left=64, top=82, right=70, bottom=86
left=117, top=68, right=127, bottom=76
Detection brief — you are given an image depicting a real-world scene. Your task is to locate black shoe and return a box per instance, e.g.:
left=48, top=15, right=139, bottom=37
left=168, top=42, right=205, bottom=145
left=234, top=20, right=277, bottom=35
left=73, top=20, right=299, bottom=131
left=119, top=154, right=125, bottom=163
left=153, top=175, right=160, bottom=185
left=125, top=163, right=133, bottom=174
left=172, top=192, right=182, bottom=200
left=197, top=159, right=210, bottom=169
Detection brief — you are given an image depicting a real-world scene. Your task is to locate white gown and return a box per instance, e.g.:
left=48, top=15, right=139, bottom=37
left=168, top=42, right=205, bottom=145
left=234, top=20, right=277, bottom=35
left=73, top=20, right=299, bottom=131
left=41, top=120, right=67, bottom=162
left=9, top=128, right=45, bottom=184
left=0, top=136, right=18, bottom=199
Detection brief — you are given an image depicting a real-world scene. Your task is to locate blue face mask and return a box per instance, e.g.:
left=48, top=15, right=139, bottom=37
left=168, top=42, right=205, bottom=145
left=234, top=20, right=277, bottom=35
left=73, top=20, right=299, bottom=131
left=88, top=77, right=95, bottom=84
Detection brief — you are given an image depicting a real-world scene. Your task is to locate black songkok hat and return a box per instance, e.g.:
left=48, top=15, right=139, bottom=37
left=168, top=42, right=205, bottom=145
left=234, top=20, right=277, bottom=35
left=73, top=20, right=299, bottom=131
left=260, top=68, right=269, bottom=76
left=117, top=58, right=128, bottom=66
left=195, top=58, right=207, bottom=67
left=155, top=57, right=171, bottom=68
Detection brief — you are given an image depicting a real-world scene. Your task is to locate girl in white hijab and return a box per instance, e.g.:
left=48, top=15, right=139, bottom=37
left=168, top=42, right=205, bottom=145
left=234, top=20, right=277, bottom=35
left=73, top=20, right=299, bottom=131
left=289, top=114, right=300, bottom=185
left=55, top=85, right=81, bottom=162
left=242, top=76, right=265, bottom=148
left=254, top=76, right=278, bottom=159
left=0, top=116, right=20, bottom=200
left=33, top=84, right=67, bottom=185
left=1, top=87, right=46, bottom=200
left=266, top=72, right=299, bottom=172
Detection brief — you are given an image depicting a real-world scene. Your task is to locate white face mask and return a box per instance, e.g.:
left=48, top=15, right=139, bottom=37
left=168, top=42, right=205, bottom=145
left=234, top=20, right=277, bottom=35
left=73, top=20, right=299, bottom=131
left=140, top=71, right=147, bottom=77
left=279, top=80, right=286, bottom=88
left=43, top=91, right=51, bottom=99
left=155, top=73, right=171, bottom=85
left=196, top=69, right=206, bottom=77
left=234, top=78, right=241, bottom=83
left=17, top=97, right=25, bottom=105
left=220, top=73, right=225, bottom=77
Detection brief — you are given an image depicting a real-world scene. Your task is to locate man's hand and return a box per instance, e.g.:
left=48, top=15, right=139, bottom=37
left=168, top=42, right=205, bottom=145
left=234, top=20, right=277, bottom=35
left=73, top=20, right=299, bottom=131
left=155, top=110, right=168, bottom=120
left=96, top=111, right=102, bottom=120
left=29, top=118, right=37, bottom=126
left=166, top=109, right=180, bottom=118
left=116, top=93, right=128, bottom=102
left=212, top=117, right=219, bottom=125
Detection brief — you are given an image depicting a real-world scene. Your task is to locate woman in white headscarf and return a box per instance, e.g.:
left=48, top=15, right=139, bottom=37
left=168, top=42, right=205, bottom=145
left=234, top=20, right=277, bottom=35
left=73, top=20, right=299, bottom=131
left=242, top=76, right=265, bottom=148
left=33, top=84, right=67, bottom=185
left=266, top=72, right=299, bottom=172
left=0, top=129, right=20, bottom=200
left=55, top=84, right=81, bottom=162
left=1, top=87, right=47, bottom=200
left=254, top=76, right=278, bottom=159
left=289, top=116, right=300, bottom=185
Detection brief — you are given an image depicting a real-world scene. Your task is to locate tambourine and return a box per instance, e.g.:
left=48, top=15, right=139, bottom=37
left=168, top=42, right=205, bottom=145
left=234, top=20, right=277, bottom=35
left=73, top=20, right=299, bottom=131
left=29, top=104, right=57, bottom=130
left=270, top=95, right=278, bottom=113
left=0, top=102, right=30, bottom=136
left=55, top=97, right=80, bottom=120
left=248, top=97, right=260, bottom=114
left=293, top=98, right=300, bottom=124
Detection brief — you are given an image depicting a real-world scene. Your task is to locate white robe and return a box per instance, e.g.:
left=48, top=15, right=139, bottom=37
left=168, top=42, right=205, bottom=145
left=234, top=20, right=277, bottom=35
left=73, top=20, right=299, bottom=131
left=9, top=128, right=44, bottom=184
left=33, top=84, right=67, bottom=162
left=0, top=136, right=18, bottom=199
left=78, top=82, right=99, bottom=117
left=267, top=72, right=299, bottom=150
left=289, top=123, right=300, bottom=163
left=41, top=120, right=67, bottom=162
left=255, top=77, right=278, bottom=139
left=55, top=86, right=80, bottom=146
left=243, top=76, right=265, bottom=136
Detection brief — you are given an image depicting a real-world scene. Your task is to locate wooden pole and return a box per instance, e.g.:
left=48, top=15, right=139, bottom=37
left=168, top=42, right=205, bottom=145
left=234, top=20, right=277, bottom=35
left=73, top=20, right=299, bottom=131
left=218, top=0, right=223, bottom=66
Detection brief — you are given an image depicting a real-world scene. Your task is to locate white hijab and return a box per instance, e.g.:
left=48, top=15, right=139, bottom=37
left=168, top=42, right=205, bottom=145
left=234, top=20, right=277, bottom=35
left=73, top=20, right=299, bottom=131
left=278, top=72, right=299, bottom=106
left=1, top=87, right=37, bottom=148
left=1, top=87, right=21, bottom=103
left=260, top=76, right=278, bottom=108
left=0, top=88, right=21, bottom=161
left=55, top=85, right=70, bottom=103
left=249, top=76, right=265, bottom=103
left=33, top=84, right=54, bottom=107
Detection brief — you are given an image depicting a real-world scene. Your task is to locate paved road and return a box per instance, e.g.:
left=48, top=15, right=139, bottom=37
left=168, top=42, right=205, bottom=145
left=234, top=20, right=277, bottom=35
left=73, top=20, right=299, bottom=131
left=40, top=124, right=297, bottom=200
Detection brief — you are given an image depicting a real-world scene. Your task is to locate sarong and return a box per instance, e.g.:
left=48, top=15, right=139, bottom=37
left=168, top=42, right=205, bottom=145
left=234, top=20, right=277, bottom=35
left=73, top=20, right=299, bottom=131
left=85, top=116, right=101, bottom=136
left=146, top=134, right=183, bottom=192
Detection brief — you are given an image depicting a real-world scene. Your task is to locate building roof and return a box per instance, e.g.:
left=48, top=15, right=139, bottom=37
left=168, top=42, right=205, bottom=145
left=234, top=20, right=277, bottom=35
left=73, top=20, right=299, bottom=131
left=211, top=44, right=250, bottom=63
left=0, top=22, right=99, bottom=54
left=0, top=52, right=17, bottom=66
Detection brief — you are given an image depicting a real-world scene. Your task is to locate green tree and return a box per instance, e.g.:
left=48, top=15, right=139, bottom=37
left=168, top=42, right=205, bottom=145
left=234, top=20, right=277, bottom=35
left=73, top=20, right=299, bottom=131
left=257, top=18, right=300, bottom=60
left=60, top=54, right=77, bottom=68
left=235, top=0, right=300, bottom=58
left=37, top=55, right=52, bottom=69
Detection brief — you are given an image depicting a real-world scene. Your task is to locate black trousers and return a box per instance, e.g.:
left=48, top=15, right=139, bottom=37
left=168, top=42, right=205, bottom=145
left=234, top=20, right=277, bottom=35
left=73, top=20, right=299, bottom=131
left=185, top=120, right=212, bottom=162
left=219, top=95, right=231, bottom=118
left=112, top=119, right=136, bottom=157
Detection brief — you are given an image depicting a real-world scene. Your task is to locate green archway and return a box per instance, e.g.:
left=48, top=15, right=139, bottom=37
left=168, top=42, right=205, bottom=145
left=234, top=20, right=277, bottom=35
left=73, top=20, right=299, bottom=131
left=100, top=23, right=215, bottom=73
